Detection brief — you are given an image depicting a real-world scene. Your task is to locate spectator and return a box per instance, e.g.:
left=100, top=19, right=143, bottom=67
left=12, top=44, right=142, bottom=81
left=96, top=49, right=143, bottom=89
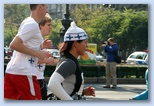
left=103, top=38, right=118, bottom=89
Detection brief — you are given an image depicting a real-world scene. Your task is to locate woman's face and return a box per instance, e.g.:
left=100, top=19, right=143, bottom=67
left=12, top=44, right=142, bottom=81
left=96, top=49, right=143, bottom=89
left=76, top=39, right=88, bottom=55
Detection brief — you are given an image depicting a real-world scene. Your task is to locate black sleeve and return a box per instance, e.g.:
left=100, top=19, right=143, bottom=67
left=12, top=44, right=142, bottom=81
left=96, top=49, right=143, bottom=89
left=56, top=59, right=77, bottom=78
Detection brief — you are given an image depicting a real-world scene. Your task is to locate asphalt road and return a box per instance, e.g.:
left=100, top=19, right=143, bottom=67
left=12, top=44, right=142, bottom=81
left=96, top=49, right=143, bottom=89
left=84, top=84, right=146, bottom=100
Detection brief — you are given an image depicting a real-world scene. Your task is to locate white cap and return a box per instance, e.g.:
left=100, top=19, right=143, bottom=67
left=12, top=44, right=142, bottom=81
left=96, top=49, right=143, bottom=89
left=64, top=21, right=88, bottom=42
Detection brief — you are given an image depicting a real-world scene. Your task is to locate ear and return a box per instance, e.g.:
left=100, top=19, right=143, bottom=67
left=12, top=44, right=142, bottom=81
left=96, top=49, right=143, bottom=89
left=73, top=41, right=78, bottom=48
left=39, top=24, right=43, bottom=30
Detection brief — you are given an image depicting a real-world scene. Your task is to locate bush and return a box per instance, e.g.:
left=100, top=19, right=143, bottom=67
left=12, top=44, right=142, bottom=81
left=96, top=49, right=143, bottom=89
left=4, top=63, right=148, bottom=78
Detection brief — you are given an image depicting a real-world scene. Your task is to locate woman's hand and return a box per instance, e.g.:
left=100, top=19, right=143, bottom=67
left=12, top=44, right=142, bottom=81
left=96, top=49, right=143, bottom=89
left=83, top=86, right=95, bottom=97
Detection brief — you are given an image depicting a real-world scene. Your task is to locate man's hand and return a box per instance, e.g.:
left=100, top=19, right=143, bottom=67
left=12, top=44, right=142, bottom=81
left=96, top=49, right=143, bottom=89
left=45, top=57, right=58, bottom=65
left=42, top=39, right=52, bottom=49
left=36, top=50, right=52, bottom=60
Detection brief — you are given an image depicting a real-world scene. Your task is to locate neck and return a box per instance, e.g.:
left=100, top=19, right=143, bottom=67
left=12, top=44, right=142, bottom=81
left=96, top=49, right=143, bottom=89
left=41, top=32, right=46, bottom=37
left=30, top=12, right=41, bottom=23
left=69, top=49, right=79, bottom=59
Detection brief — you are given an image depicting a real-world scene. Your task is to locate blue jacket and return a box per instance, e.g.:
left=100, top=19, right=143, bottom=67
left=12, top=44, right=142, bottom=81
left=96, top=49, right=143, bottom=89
left=133, top=69, right=148, bottom=100
left=104, top=43, right=118, bottom=62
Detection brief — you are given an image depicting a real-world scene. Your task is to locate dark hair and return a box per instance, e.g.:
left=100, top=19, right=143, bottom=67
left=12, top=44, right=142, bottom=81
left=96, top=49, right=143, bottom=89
left=59, top=40, right=83, bottom=55
left=30, top=4, right=44, bottom=11
left=30, top=4, right=38, bottom=11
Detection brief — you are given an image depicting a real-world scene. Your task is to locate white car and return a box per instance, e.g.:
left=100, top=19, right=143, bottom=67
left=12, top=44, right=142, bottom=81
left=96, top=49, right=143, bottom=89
left=126, top=51, right=148, bottom=65
left=96, top=52, right=103, bottom=62
left=47, top=49, right=60, bottom=59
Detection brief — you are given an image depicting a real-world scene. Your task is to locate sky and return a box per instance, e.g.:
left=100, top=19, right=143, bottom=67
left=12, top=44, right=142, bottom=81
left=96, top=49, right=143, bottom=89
left=1, top=0, right=153, bottom=106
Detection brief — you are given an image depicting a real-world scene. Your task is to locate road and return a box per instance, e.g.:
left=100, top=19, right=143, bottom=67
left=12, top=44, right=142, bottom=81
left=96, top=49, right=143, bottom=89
left=84, top=84, right=146, bottom=100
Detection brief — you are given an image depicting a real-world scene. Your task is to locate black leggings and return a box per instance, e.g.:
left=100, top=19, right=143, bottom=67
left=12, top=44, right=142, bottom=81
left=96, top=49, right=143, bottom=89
left=37, top=79, right=47, bottom=100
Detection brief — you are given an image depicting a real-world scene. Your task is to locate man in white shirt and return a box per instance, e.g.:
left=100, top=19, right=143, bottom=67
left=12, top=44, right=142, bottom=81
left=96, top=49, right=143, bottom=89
left=4, top=4, right=50, bottom=100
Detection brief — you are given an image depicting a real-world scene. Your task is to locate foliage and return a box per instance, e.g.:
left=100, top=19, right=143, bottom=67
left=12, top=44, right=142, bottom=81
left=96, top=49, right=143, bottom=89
left=47, top=19, right=62, bottom=48
left=4, top=4, right=148, bottom=56
left=4, top=4, right=62, bottom=48
left=4, top=4, right=29, bottom=46
left=70, top=5, right=148, bottom=55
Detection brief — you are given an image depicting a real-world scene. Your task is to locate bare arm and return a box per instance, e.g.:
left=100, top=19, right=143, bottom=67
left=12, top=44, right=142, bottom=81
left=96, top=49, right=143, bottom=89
left=10, top=36, right=46, bottom=60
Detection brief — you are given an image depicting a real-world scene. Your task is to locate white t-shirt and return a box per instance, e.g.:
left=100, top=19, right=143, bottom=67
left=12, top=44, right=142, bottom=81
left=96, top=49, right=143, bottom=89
left=36, top=49, right=47, bottom=79
left=6, top=17, right=43, bottom=76
left=36, top=63, right=46, bottom=79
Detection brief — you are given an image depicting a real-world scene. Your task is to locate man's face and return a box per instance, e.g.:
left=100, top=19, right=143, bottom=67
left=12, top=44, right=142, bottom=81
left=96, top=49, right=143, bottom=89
left=109, top=41, right=114, bottom=45
left=38, top=4, right=48, bottom=21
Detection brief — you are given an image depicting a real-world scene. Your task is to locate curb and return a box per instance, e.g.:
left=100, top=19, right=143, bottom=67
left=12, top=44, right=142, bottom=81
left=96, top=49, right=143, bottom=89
left=84, top=78, right=146, bottom=84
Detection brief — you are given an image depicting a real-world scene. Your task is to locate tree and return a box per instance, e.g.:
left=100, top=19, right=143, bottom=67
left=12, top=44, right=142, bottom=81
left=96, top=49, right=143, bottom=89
left=47, top=19, right=62, bottom=48
left=4, top=4, right=148, bottom=60
left=115, top=8, right=148, bottom=60
left=4, top=4, right=62, bottom=48
left=70, top=5, right=148, bottom=60
left=4, top=4, right=29, bottom=46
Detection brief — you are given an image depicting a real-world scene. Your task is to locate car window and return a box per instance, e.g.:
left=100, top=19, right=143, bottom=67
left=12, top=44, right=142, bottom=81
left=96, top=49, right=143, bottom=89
left=136, top=54, right=144, bottom=59
left=143, top=54, right=148, bottom=60
left=52, top=52, right=58, bottom=56
left=129, top=54, right=137, bottom=59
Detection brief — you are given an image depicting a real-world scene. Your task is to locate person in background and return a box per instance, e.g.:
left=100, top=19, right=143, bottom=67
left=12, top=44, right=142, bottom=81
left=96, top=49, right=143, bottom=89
left=4, top=4, right=50, bottom=100
left=103, top=38, right=118, bottom=89
left=37, top=13, right=58, bottom=100
left=48, top=22, right=95, bottom=100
